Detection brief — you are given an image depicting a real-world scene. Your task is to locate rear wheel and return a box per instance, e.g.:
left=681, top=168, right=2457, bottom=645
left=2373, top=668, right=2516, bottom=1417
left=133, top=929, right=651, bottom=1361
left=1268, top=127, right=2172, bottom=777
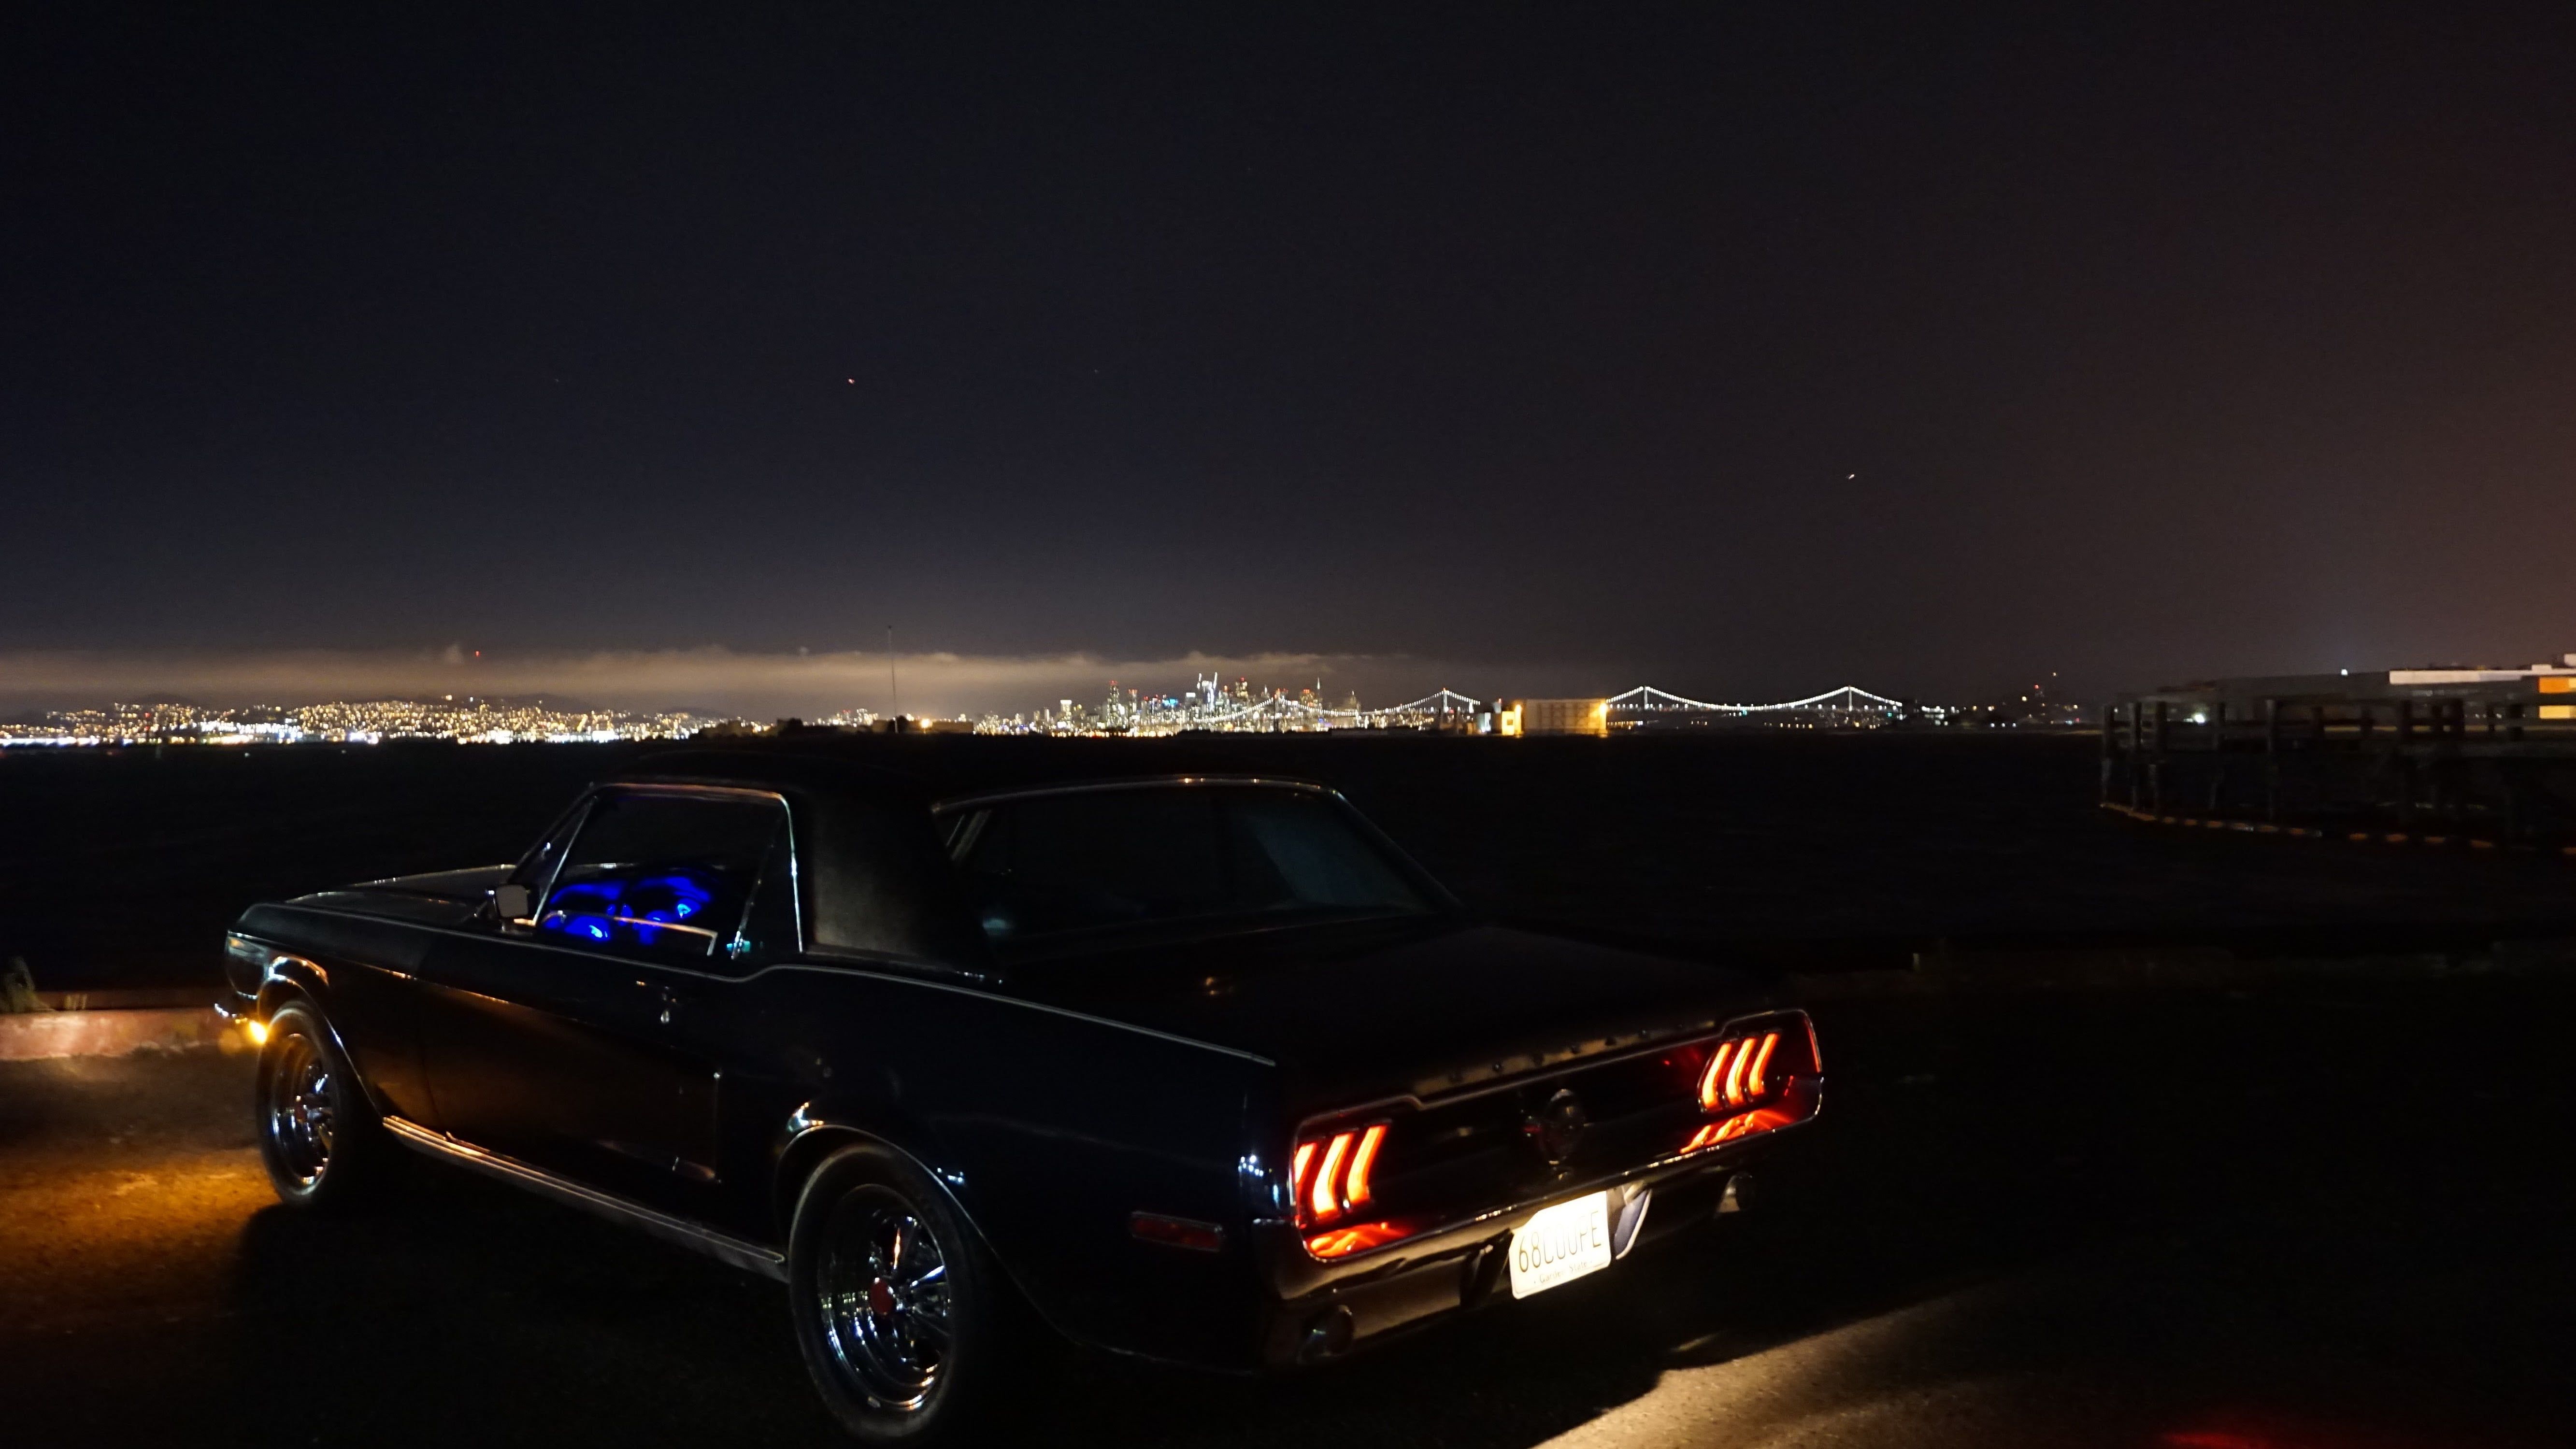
left=787, top=1144, right=1028, bottom=1444
left=255, top=1002, right=396, bottom=1211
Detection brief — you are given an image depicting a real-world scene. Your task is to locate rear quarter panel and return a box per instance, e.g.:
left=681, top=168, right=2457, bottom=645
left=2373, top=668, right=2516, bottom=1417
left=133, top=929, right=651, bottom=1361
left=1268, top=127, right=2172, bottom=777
left=729, top=963, right=1274, bottom=1368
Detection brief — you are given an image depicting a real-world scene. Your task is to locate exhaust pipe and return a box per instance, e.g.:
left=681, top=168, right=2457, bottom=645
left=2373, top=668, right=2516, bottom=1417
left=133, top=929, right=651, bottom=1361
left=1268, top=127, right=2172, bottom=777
left=1717, top=1171, right=1755, bottom=1216
left=1298, top=1305, right=1356, bottom=1363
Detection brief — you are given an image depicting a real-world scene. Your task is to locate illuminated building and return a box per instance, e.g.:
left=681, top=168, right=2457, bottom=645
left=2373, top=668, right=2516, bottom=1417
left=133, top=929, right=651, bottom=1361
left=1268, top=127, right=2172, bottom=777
left=1504, top=698, right=1611, bottom=737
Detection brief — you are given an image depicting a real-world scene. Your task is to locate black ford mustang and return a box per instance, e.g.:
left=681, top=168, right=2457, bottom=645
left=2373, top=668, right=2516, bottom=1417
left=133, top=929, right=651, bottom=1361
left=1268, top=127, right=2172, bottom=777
left=220, top=753, right=1822, bottom=1443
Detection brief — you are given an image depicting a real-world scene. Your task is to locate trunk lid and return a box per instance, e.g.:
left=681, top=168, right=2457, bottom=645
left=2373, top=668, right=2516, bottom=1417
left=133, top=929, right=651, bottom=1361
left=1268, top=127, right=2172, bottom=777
left=1000, top=919, right=1765, bottom=1109
left=999, top=919, right=1804, bottom=1244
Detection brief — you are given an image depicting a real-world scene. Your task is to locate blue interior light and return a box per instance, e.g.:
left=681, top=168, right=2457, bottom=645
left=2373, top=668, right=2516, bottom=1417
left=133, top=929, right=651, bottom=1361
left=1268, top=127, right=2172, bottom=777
left=540, top=868, right=722, bottom=949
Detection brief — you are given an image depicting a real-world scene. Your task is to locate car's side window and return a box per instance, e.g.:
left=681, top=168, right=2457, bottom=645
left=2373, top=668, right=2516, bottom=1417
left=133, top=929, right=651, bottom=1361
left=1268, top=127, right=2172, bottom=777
left=944, top=786, right=1435, bottom=945
left=955, top=790, right=1227, bottom=939
left=536, top=790, right=787, bottom=966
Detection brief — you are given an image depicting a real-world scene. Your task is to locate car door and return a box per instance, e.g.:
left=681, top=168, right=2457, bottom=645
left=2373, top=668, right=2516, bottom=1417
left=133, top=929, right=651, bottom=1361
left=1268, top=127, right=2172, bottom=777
left=409, top=797, right=587, bottom=1147
left=417, top=785, right=789, bottom=1212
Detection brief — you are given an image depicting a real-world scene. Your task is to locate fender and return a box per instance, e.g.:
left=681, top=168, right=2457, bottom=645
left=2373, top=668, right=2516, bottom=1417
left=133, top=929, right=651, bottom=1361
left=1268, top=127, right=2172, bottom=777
left=761, top=1048, right=975, bottom=1230
left=769, top=1107, right=1103, bottom=1352
left=771, top=1101, right=975, bottom=1238
left=252, top=953, right=389, bottom=1118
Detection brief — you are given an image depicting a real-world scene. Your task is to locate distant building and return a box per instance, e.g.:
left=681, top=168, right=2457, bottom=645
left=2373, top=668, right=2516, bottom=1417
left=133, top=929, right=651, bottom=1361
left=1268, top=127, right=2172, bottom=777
left=1501, top=698, right=1610, bottom=737
left=2103, top=653, right=2576, bottom=839
left=2113, top=653, right=2576, bottom=721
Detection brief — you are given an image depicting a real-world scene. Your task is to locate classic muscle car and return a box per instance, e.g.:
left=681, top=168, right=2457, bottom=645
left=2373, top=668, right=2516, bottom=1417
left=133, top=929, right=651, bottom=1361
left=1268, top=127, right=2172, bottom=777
left=221, top=753, right=1822, bottom=1443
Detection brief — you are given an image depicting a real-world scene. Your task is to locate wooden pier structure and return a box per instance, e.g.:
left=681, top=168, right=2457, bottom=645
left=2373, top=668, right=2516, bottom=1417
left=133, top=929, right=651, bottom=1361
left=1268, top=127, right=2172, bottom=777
left=2102, top=662, right=2576, bottom=847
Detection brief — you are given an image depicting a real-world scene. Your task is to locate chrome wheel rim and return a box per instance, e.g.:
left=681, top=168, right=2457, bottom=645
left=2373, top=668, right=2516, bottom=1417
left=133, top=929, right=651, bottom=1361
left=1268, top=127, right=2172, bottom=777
left=265, top=1032, right=335, bottom=1189
left=815, top=1188, right=953, bottom=1411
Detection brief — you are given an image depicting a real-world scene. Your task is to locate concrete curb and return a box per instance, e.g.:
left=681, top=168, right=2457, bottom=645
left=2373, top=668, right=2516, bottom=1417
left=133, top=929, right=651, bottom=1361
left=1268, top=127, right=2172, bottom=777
left=0, top=1008, right=229, bottom=1061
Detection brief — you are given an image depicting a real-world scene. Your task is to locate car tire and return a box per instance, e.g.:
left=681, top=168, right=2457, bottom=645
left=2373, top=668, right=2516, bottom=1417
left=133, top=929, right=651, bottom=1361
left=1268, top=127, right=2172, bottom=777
left=254, top=1001, right=398, bottom=1211
left=787, top=1143, right=1030, bottom=1445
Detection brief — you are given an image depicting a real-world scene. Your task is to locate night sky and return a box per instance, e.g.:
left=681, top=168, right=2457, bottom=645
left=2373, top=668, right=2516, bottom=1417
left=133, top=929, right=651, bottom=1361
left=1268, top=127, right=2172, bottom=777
left=8, top=5, right=2576, bottom=710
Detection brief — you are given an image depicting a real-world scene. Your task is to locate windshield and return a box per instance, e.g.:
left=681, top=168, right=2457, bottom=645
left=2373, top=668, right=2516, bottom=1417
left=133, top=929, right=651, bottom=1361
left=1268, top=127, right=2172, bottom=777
left=944, top=785, right=1437, bottom=947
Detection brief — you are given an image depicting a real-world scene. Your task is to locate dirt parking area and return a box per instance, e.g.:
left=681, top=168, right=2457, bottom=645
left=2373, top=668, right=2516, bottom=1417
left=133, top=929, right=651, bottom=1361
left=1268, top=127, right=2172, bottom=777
left=6, top=962, right=2570, bottom=1449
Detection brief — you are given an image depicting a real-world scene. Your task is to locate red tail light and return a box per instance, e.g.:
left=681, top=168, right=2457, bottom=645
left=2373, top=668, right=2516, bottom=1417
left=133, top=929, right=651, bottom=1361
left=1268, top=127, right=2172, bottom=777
left=1290, top=1122, right=1387, bottom=1224
left=1681, top=1010, right=1820, bottom=1154
left=1290, top=1122, right=1415, bottom=1259
left=1302, top=1220, right=1414, bottom=1259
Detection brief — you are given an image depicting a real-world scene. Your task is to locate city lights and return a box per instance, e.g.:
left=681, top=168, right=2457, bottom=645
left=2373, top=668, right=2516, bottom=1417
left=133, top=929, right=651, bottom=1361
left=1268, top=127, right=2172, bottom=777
left=0, top=677, right=2070, bottom=747
left=0, top=698, right=723, bottom=747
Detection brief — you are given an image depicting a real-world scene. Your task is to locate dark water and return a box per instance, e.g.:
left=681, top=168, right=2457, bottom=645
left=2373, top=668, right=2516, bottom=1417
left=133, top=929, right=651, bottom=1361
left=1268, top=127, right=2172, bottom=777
left=5, top=733, right=2574, bottom=989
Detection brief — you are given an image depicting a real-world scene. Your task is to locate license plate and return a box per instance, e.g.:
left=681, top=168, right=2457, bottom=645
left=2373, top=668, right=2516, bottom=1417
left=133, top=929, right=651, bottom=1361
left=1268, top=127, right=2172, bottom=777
left=1508, top=1192, right=1614, bottom=1299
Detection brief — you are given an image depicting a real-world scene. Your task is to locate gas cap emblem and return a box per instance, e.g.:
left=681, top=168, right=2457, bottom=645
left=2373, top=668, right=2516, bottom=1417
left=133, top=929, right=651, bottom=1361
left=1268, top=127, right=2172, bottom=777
left=1526, top=1087, right=1589, bottom=1165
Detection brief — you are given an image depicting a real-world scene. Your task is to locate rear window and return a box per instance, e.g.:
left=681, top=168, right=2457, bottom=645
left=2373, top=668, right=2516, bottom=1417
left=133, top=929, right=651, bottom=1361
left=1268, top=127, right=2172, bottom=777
left=946, top=786, right=1432, bottom=946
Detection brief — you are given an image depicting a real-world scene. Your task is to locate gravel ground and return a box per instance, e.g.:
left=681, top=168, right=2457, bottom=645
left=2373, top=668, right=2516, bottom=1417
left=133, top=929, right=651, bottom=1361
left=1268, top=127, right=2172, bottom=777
left=6, top=963, right=2572, bottom=1449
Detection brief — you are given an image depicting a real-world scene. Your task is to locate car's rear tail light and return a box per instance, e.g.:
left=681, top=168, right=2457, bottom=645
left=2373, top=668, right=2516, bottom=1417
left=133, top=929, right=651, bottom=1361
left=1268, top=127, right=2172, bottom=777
left=1698, top=1030, right=1781, bottom=1110
left=1290, top=1122, right=1387, bottom=1224
left=1681, top=1010, right=1821, bottom=1154
left=1303, top=1219, right=1415, bottom=1259
left=1290, top=1122, right=1417, bottom=1259
left=1311, top=1132, right=1352, bottom=1218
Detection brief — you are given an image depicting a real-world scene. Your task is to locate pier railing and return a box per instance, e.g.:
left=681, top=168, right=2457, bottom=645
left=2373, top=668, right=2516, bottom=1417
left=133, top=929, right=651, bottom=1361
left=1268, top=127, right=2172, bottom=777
left=2099, top=695, right=2576, bottom=847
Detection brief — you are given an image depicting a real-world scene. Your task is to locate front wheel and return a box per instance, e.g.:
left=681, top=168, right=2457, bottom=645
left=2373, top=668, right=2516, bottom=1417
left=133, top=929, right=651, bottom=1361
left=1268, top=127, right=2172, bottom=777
left=787, top=1144, right=1029, bottom=1444
left=255, top=1002, right=397, bottom=1211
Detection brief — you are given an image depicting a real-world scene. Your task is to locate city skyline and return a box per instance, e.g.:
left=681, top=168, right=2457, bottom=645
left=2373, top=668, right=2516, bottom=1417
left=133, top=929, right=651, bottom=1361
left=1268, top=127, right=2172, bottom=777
left=0, top=636, right=2516, bottom=726
left=0, top=669, right=2096, bottom=745
left=0, top=643, right=1922, bottom=722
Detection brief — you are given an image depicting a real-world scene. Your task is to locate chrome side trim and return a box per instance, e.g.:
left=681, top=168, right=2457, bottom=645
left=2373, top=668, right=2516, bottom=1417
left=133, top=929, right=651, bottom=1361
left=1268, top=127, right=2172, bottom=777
left=347, top=863, right=516, bottom=893
left=261, top=902, right=1278, bottom=1067
left=771, top=963, right=1279, bottom=1065
left=382, top=1118, right=787, bottom=1282
left=930, top=774, right=1339, bottom=814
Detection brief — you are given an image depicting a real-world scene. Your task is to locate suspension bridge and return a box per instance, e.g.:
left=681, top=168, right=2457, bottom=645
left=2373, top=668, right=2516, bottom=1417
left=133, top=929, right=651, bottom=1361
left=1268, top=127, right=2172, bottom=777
left=1131, top=684, right=1906, bottom=729
left=1604, top=684, right=1906, bottom=717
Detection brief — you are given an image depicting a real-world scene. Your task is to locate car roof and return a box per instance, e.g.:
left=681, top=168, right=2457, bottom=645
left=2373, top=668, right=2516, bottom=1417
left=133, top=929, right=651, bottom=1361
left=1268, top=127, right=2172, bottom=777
left=606, top=747, right=938, bottom=802
left=595, top=739, right=1448, bottom=968
left=596, top=741, right=1363, bottom=969
left=611, top=739, right=1330, bottom=809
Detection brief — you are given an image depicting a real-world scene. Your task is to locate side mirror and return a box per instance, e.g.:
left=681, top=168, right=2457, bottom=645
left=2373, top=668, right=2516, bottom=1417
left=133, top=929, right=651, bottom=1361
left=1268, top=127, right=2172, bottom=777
left=493, top=883, right=533, bottom=921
